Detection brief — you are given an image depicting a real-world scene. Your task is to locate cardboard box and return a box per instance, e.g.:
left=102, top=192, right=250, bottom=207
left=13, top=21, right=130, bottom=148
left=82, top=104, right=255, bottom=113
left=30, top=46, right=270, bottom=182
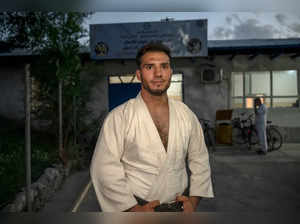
left=216, top=124, right=233, bottom=144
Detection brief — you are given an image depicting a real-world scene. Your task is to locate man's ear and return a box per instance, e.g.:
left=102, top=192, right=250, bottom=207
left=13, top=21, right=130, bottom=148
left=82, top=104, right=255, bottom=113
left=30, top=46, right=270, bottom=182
left=136, top=69, right=141, bottom=81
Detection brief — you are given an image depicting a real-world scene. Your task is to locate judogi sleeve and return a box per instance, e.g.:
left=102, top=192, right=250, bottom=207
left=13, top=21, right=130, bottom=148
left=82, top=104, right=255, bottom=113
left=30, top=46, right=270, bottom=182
left=90, top=108, right=137, bottom=212
left=187, top=112, right=214, bottom=198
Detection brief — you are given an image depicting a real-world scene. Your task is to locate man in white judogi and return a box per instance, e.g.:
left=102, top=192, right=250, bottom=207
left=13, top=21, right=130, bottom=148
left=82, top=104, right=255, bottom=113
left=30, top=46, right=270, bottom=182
left=90, top=43, right=214, bottom=212
left=254, top=97, right=268, bottom=155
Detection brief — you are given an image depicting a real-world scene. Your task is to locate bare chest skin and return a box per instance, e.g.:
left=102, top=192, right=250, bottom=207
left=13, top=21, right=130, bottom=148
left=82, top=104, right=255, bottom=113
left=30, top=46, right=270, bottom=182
left=148, top=106, right=169, bottom=151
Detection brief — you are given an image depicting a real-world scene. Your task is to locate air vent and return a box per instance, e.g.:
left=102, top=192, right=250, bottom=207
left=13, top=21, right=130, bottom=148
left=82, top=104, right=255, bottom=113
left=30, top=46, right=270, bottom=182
left=200, top=67, right=221, bottom=84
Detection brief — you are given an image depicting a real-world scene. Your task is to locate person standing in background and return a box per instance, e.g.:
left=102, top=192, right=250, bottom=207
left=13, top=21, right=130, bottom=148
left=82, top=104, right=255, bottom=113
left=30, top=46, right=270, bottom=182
left=254, top=97, right=268, bottom=155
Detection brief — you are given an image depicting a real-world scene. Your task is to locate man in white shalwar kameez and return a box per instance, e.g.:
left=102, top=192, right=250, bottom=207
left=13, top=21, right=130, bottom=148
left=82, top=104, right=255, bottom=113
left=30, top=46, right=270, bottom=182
left=90, top=43, right=214, bottom=212
left=254, top=97, right=268, bottom=155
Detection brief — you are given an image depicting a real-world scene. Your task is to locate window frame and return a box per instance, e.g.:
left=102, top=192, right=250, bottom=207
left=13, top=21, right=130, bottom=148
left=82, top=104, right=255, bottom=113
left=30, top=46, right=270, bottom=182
left=231, top=69, right=300, bottom=109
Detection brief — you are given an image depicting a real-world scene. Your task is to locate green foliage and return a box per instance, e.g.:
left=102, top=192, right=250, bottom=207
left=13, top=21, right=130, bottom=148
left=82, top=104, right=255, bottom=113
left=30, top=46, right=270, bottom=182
left=0, top=12, right=46, bottom=50
left=0, top=12, right=90, bottom=51
left=1, top=11, right=101, bottom=180
left=0, top=132, right=58, bottom=209
left=26, top=12, right=105, bottom=166
left=0, top=12, right=100, bottom=209
left=30, top=58, right=98, bottom=155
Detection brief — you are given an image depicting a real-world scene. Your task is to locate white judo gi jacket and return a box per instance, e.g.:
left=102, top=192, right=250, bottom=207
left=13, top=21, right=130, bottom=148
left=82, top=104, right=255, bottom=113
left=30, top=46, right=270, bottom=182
left=90, top=93, right=214, bottom=212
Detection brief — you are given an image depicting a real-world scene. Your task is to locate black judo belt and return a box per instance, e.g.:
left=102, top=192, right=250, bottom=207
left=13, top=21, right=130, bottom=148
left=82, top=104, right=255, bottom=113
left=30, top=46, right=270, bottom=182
left=134, top=195, right=184, bottom=212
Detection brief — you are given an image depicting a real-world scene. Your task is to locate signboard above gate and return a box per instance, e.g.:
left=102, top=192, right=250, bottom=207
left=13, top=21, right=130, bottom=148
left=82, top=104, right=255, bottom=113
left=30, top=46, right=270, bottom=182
left=90, top=19, right=207, bottom=60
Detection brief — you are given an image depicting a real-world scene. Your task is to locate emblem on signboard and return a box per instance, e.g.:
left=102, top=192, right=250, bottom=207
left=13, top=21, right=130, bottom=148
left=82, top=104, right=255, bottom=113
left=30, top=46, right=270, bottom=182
left=187, top=38, right=202, bottom=54
left=95, top=42, right=109, bottom=56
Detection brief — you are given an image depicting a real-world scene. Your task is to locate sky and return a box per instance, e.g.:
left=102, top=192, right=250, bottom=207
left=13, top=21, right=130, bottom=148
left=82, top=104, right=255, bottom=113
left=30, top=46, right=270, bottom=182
left=84, top=12, right=300, bottom=41
left=81, top=0, right=300, bottom=12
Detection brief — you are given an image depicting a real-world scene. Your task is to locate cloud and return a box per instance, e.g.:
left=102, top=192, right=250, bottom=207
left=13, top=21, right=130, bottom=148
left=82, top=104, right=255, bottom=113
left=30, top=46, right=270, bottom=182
left=233, top=19, right=280, bottom=39
left=275, top=14, right=287, bottom=25
left=232, top=14, right=243, bottom=24
left=225, top=16, right=232, bottom=25
left=274, top=13, right=300, bottom=37
left=289, top=23, right=300, bottom=33
left=212, top=14, right=281, bottom=40
left=213, top=27, right=234, bottom=40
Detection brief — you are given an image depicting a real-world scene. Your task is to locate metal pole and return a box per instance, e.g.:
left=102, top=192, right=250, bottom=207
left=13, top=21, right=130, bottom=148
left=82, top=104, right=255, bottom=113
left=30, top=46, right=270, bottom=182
left=73, top=95, right=77, bottom=145
left=25, top=64, right=32, bottom=211
left=59, top=79, right=63, bottom=163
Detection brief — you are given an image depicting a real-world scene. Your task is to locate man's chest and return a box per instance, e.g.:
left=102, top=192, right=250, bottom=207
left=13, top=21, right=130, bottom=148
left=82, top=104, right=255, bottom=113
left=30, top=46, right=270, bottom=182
left=122, top=105, right=191, bottom=168
left=149, top=109, right=169, bottom=151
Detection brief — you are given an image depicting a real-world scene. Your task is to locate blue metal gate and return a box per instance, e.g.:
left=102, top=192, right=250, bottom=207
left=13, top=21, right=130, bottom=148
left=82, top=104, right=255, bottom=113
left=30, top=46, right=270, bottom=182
left=108, top=83, right=141, bottom=111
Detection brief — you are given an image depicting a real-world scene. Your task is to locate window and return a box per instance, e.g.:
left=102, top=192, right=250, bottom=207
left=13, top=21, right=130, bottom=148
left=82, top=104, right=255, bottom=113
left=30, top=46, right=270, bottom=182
left=109, top=73, right=183, bottom=101
left=231, top=70, right=299, bottom=108
left=166, top=74, right=183, bottom=101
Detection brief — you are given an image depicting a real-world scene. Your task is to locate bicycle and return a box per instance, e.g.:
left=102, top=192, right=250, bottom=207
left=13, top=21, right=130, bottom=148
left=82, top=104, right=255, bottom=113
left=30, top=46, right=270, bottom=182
left=232, top=113, right=283, bottom=151
left=199, top=118, right=216, bottom=152
left=266, top=121, right=283, bottom=151
left=231, top=113, right=257, bottom=150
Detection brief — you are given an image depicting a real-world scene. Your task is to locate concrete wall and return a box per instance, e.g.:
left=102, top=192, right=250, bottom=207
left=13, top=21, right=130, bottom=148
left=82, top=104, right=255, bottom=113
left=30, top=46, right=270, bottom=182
left=0, top=65, right=25, bottom=121
left=225, top=54, right=300, bottom=142
left=85, top=55, right=300, bottom=142
left=82, top=63, right=109, bottom=124
left=1, top=54, right=299, bottom=142
left=218, top=54, right=300, bottom=142
left=88, top=58, right=230, bottom=123
left=173, top=58, right=229, bottom=122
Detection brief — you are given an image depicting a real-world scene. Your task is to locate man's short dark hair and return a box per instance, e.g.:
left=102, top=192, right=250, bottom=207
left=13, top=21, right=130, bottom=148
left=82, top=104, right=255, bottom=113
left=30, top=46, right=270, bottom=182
left=136, top=42, right=172, bottom=67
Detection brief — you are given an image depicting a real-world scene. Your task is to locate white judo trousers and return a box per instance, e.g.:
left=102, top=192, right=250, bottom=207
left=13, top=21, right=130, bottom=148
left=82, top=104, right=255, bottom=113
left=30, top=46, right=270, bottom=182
left=90, top=93, right=214, bottom=212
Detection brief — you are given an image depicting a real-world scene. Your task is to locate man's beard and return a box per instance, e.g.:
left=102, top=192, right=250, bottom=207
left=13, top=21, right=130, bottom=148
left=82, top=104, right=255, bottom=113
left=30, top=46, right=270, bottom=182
left=140, top=76, right=171, bottom=96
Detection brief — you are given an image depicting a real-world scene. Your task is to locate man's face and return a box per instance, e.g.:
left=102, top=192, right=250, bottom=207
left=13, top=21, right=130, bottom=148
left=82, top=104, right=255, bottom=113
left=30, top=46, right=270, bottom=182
left=136, top=51, right=172, bottom=96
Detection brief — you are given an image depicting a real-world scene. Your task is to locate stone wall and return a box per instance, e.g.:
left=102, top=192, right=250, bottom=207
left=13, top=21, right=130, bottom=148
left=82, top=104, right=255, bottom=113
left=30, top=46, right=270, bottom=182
left=2, top=163, right=69, bottom=212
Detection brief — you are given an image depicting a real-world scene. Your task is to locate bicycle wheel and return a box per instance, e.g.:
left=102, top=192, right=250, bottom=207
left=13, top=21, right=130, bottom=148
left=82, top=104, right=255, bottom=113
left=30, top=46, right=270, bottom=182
left=232, top=127, right=246, bottom=144
left=268, top=127, right=283, bottom=151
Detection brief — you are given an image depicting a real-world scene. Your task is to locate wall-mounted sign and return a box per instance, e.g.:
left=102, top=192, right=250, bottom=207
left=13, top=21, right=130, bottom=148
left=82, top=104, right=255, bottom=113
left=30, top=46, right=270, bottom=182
left=90, top=19, right=207, bottom=60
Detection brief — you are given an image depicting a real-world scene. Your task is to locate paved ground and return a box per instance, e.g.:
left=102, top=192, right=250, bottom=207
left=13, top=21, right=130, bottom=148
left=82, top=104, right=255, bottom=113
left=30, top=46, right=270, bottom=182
left=200, top=143, right=300, bottom=212
left=41, top=170, right=90, bottom=212
left=42, top=143, right=300, bottom=212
